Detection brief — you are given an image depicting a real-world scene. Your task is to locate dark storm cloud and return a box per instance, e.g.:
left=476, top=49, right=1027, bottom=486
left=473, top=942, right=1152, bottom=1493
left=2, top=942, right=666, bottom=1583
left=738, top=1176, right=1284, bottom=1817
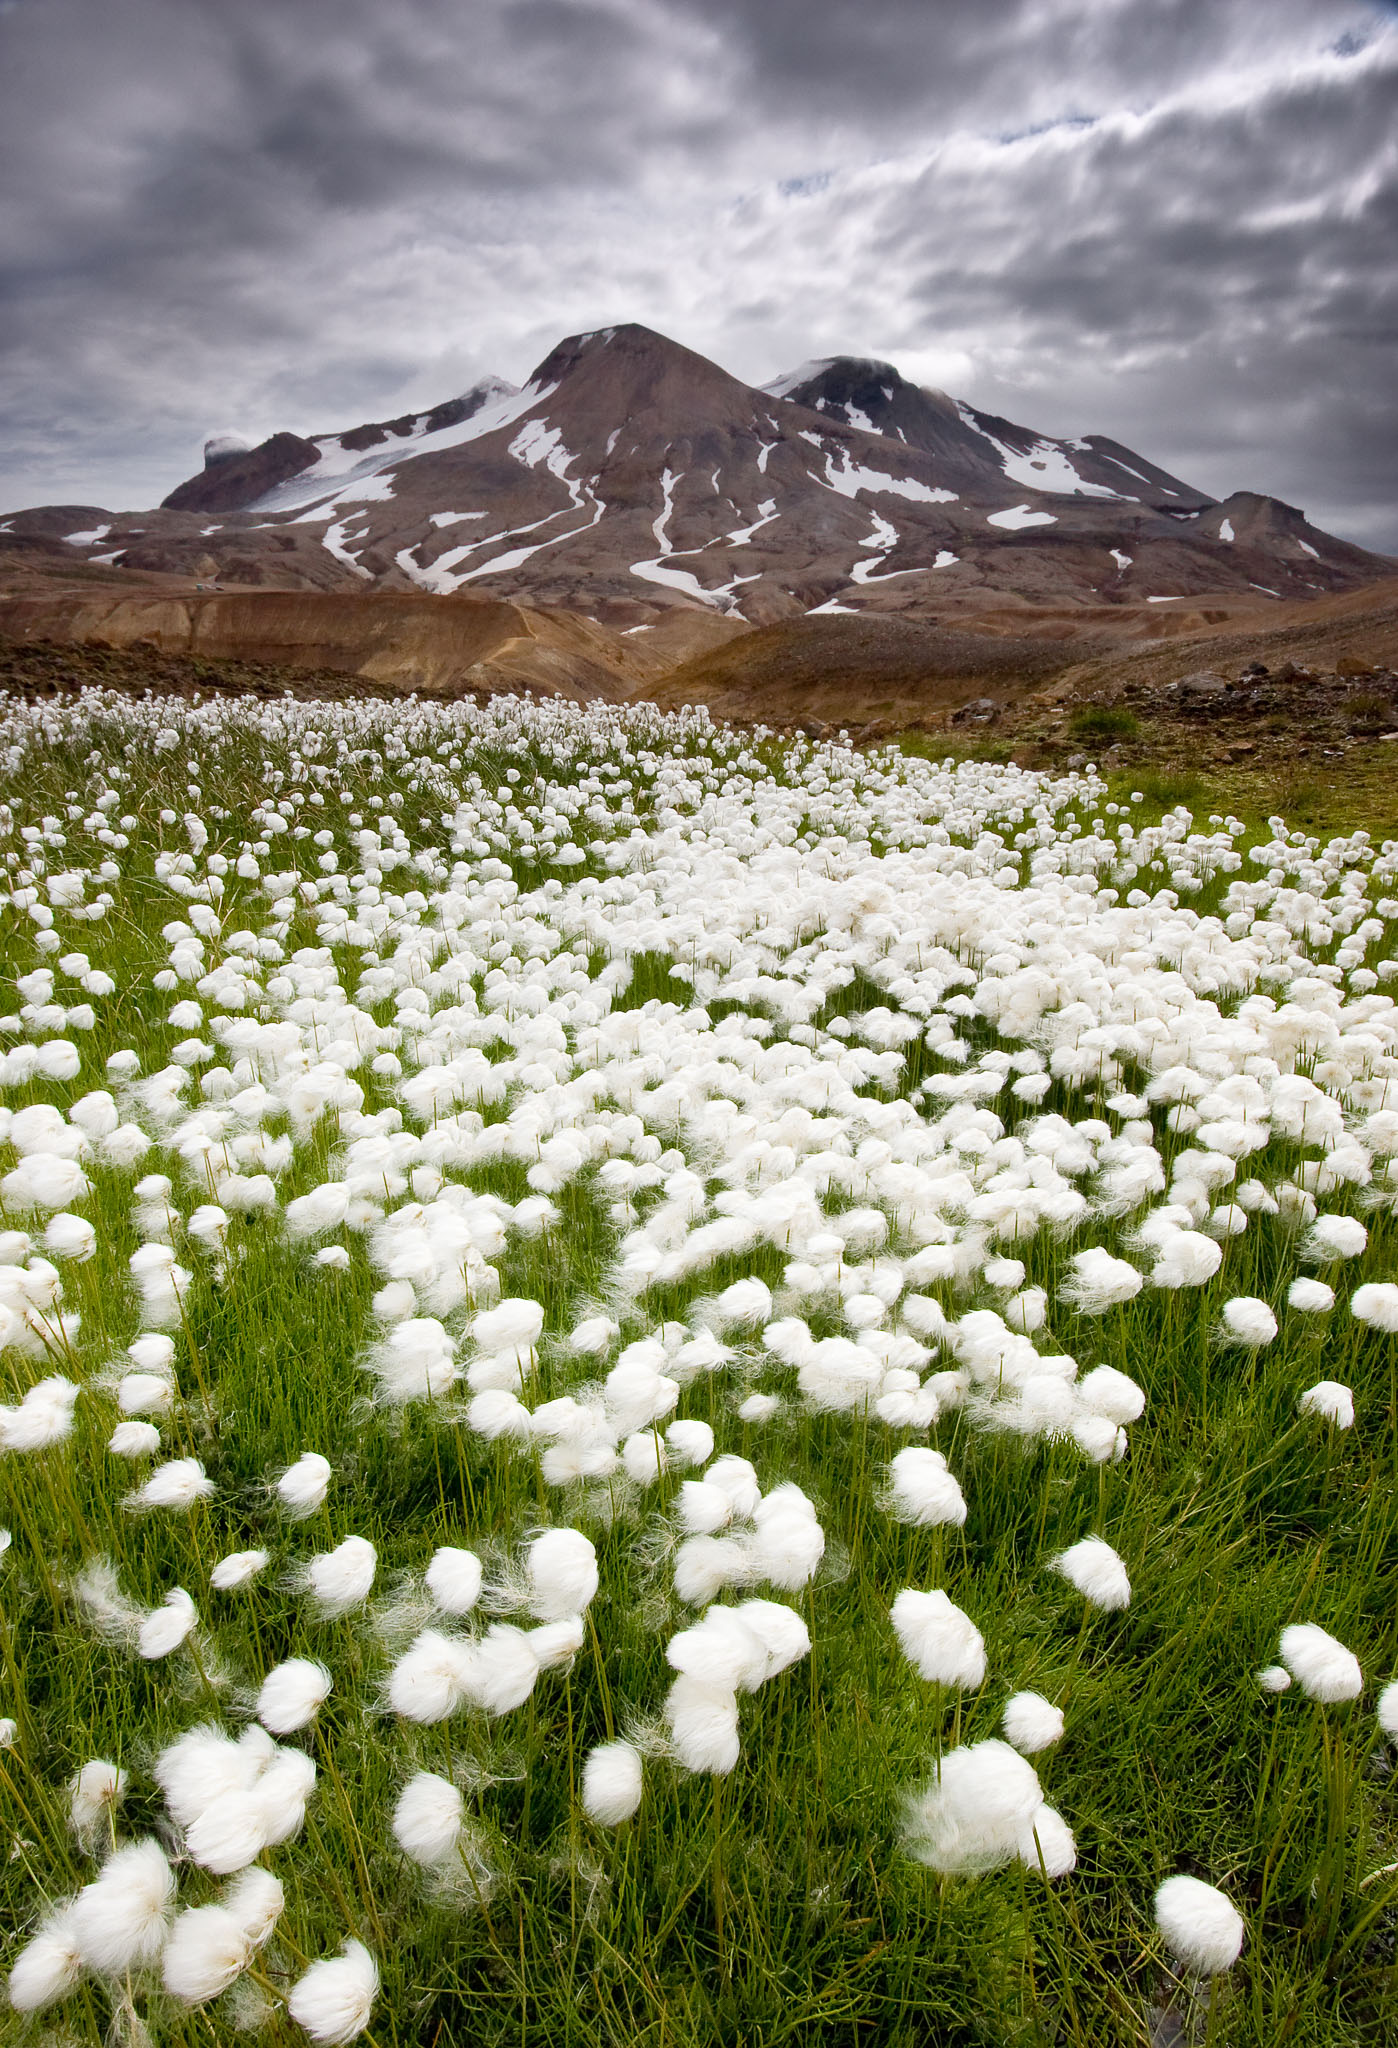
left=1, top=0, right=1394, bottom=550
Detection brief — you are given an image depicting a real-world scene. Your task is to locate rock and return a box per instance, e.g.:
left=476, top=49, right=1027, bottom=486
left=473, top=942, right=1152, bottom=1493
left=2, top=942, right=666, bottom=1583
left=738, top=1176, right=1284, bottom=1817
left=953, top=696, right=1001, bottom=725
left=1338, top=654, right=1377, bottom=677
left=1240, top=660, right=1269, bottom=678
left=1176, top=670, right=1229, bottom=697
left=1221, top=739, right=1255, bottom=757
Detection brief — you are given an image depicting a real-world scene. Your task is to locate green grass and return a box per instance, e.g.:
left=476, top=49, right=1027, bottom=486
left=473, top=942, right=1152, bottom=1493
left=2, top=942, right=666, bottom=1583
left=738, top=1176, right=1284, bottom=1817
left=0, top=692, right=1396, bottom=2045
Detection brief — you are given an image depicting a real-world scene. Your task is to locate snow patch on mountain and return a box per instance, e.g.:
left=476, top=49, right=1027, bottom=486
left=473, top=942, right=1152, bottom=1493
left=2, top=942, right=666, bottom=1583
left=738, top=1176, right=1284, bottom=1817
left=821, top=449, right=957, bottom=505
left=63, top=523, right=111, bottom=546
left=249, top=379, right=550, bottom=515
left=987, top=505, right=1058, bottom=530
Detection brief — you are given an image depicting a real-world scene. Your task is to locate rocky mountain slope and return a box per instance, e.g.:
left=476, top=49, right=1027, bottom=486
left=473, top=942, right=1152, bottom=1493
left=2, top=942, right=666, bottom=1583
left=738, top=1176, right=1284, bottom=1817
left=4, top=325, right=1390, bottom=625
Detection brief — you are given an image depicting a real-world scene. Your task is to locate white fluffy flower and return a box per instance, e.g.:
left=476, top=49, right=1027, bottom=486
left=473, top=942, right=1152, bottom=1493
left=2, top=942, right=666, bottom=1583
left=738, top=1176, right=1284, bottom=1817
left=1002, top=1691, right=1064, bottom=1754
left=890, top=1588, right=986, bottom=1689
left=581, top=1740, right=643, bottom=1824
left=885, top=1447, right=967, bottom=1527
left=125, top=1458, right=214, bottom=1512
left=525, top=1528, right=598, bottom=1621
left=1377, top=1679, right=1398, bottom=1739
left=1297, top=1380, right=1354, bottom=1429
left=306, top=1534, right=377, bottom=1617
left=108, top=1419, right=160, bottom=1458
left=7, top=1910, right=85, bottom=2010
left=903, top=1737, right=1047, bottom=1875
left=68, top=1758, right=128, bottom=1844
left=1061, top=1247, right=1143, bottom=1313
left=138, top=1586, right=197, bottom=1659
left=1288, top=1277, right=1335, bottom=1313
left=211, top=1547, right=270, bottom=1590
left=277, top=1450, right=332, bottom=1516
left=257, top=1658, right=332, bottom=1733
left=68, top=1837, right=175, bottom=1972
left=1220, top=1296, right=1278, bottom=1347
left=1050, top=1537, right=1131, bottom=1611
left=1154, top=1874, right=1245, bottom=1974
left=1351, top=1282, right=1398, bottom=1332
left=426, top=1545, right=483, bottom=1615
left=1278, top=1623, right=1362, bottom=1703
left=287, top=1939, right=379, bottom=2044
left=392, top=1770, right=464, bottom=1864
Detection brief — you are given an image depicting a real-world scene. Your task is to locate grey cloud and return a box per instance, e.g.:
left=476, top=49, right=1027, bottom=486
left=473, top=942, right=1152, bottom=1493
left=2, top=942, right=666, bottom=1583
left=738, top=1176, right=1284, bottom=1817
left=1, top=0, right=1394, bottom=552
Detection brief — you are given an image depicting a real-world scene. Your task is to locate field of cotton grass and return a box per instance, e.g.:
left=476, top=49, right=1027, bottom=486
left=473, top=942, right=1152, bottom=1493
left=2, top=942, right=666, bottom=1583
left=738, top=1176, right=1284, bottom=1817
left=1, top=684, right=1398, bottom=2044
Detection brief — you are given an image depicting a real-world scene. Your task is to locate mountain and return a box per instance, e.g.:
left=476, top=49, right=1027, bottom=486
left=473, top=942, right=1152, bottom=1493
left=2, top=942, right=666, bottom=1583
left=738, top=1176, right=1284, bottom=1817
left=3, top=324, right=1390, bottom=624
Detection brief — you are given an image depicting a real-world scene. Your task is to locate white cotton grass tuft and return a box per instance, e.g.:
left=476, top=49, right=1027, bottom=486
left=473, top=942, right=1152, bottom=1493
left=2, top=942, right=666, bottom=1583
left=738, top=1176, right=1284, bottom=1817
left=276, top=1450, right=332, bottom=1517
left=1278, top=1623, right=1363, bottom=1703
left=1075, top=1365, right=1146, bottom=1425
left=1219, top=1296, right=1278, bottom=1347
left=8, top=1908, right=85, bottom=2010
left=1256, top=1665, right=1292, bottom=1693
left=68, top=1759, right=128, bottom=1845
left=117, top=1371, right=173, bottom=1415
left=0, top=1373, right=81, bottom=1453
left=1351, top=1282, right=1398, bottom=1332
left=108, top=1419, right=160, bottom=1458
left=1154, top=1874, right=1245, bottom=1975
left=68, top=1837, right=175, bottom=1972
left=426, top=1545, right=484, bottom=1616
left=387, top=1629, right=474, bottom=1723
left=525, top=1527, right=598, bottom=1621
left=1377, top=1680, right=1398, bottom=1739
left=306, top=1534, right=377, bottom=1617
left=902, top=1738, right=1069, bottom=1877
left=581, top=1739, right=644, bottom=1825
left=287, top=1938, right=380, bottom=2044
left=1307, top=1213, right=1367, bottom=1261
left=161, top=1869, right=284, bottom=2004
left=392, top=1771, right=464, bottom=1865
left=885, top=1447, right=967, bottom=1528
left=1050, top=1537, right=1131, bottom=1611
left=1060, top=1246, right=1143, bottom=1314
left=890, top=1588, right=986, bottom=1690
left=211, top=1547, right=270, bottom=1591
left=1288, top=1277, right=1335, bottom=1313
left=257, top=1657, right=332, bottom=1733
left=137, top=1586, right=197, bottom=1659
left=664, top=1674, right=741, bottom=1774
left=737, top=1391, right=783, bottom=1423
left=125, top=1457, right=214, bottom=1512
left=1002, top=1691, right=1065, bottom=1755
left=1297, top=1380, right=1354, bottom=1429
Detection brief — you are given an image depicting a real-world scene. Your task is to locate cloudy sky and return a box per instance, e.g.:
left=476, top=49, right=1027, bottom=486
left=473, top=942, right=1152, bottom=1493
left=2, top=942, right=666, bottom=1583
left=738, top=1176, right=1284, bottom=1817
left=3, top=0, right=1396, bottom=549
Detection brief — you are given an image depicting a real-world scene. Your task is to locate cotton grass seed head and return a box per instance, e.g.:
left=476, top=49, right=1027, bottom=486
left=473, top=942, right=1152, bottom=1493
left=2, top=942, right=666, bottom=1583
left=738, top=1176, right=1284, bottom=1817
left=211, top=1548, right=270, bottom=1590
left=1050, top=1537, right=1131, bottom=1611
left=1377, top=1680, right=1398, bottom=1740
left=1154, top=1874, right=1245, bottom=1975
left=1297, top=1381, right=1354, bottom=1429
left=1220, top=1296, right=1278, bottom=1347
left=890, top=1588, right=986, bottom=1690
left=392, top=1771, right=464, bottom=1865
left=276, top=1450, right=332, bottom=1517
left=257, top=1658, right=332, bottom=1733
left=1278, top=1623, right=1362, bottom=1703
left=8, top=1910, right=84, bottom=2011
left=581, top=1740, right=643, bottom=1825
left=287, top=1939, right=379, bottom=2044
left=885, top=1447, right=967, bottom=1528
left=1002, top=1692, right=1065, bottom=1754
left=68, top=1837, right=175, bottom=1973
left=306, top=1534, right=377, bottom=1617
left=426, top=1545, right=484, bottom=1616
left=1288, top=1277, right=1335, bottom=1313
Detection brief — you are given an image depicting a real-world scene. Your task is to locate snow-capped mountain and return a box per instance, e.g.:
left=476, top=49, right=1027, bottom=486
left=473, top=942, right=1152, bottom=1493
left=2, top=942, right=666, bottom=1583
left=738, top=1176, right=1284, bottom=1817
left=6, top=325, right=1389, bottom=620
